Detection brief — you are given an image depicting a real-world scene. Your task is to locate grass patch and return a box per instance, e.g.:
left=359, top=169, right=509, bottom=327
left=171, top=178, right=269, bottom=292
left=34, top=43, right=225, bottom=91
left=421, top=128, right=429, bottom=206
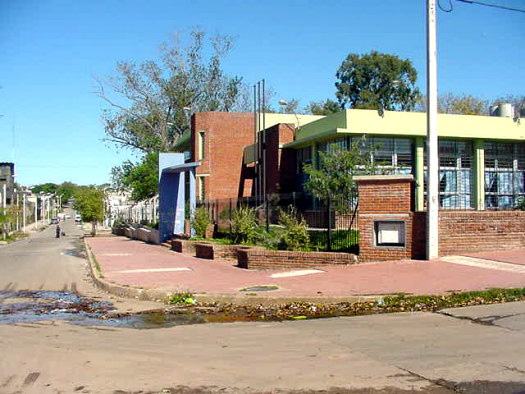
left=308, top=229, right=359, bottom=253
left=162, top=287, right=525, bottom=323
left=382, top=288, right=525, bottom=311
left=168, top=292, right=196, bottom=305
left=92, top=255, right=104, bottom=279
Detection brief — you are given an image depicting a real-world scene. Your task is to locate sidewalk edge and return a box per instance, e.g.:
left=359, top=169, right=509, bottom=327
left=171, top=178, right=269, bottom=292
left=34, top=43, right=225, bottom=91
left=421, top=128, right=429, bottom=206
left=83, top=238, right=385, bottom=306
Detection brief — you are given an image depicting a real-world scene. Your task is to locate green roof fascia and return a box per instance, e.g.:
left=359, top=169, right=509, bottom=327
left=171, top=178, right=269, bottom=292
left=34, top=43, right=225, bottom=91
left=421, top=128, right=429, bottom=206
left=173, top=130, right=191, bottom=152
left=286, top=109, right=524, bottom=149
left=295, top=110, right=347, bottom=141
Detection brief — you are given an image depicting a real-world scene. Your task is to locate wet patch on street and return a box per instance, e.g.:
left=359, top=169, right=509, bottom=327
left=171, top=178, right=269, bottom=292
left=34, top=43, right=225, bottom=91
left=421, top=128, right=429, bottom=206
left=0, top=290, right=115, bottom=325
left=239, top=285, right=280, bottom=292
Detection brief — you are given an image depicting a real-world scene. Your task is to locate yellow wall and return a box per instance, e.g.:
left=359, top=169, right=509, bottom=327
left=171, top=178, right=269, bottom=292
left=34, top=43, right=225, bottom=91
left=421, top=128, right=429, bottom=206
left=289, top=109, right=524, bottom=148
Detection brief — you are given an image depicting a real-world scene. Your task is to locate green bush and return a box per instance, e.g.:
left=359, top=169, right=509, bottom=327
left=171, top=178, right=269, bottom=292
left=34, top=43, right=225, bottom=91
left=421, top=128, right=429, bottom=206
left=229, top=205, right=258, bottom=244
left=278, top=208, right=310, bottom=251
left=192, top=207, right=212, bottom=238
left=517, top=197, right=525, bottom=211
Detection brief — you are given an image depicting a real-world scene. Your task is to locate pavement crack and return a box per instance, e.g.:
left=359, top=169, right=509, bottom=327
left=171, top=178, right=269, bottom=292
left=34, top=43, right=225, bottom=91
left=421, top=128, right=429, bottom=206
left=396, top=366, right=458, bottom=392
left=436, top=311, right=521, bottom=331
left=503, top=365, right=525, bottom=375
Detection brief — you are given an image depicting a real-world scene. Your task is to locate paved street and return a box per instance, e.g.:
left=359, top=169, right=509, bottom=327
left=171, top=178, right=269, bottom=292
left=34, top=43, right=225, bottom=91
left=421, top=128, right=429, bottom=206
left=1, top=221, right=525, bottom=393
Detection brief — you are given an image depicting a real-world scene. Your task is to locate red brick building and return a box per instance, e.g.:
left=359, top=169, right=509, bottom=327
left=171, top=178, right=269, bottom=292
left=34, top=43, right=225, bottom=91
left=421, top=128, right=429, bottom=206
left=177, top=112, right=322, bottom=201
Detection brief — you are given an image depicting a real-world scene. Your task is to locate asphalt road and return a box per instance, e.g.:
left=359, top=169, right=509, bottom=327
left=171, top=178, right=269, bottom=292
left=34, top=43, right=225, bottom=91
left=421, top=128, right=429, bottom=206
left=1, top=217, right=525, bottom=394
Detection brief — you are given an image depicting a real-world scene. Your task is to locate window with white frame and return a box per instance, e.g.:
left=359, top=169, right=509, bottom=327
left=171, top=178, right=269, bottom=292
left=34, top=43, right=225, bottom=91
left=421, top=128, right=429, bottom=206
left=484, top=142, right=525, bottom=208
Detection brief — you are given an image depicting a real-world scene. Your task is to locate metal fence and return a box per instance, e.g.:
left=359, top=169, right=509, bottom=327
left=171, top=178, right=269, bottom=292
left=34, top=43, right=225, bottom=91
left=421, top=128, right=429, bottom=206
left=198, top=191, right=359, bottom=253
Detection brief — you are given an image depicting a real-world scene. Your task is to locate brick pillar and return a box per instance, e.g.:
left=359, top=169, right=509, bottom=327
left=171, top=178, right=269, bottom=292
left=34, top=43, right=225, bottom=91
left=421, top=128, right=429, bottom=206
left=355, top=175, right=426, bottom=262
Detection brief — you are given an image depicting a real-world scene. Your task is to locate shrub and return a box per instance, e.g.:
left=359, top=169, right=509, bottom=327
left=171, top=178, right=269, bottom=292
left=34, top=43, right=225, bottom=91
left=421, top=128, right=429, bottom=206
left=192, top=207, right=212, bottom=238
left=517, top=197, right=525, bottom=211
left=278, top=207, right=310, bottom=251
left=230, top=205, right=258, bottom=244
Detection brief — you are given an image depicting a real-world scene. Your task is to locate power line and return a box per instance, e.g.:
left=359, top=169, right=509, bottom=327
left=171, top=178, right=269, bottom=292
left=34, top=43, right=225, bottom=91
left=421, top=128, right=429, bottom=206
left=456, top=0, right=525, bottom=13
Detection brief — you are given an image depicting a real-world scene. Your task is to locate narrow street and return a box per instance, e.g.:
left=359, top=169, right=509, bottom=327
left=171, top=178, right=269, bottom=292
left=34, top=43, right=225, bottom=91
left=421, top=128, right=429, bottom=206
left=1, top=219, right=525, bottom=394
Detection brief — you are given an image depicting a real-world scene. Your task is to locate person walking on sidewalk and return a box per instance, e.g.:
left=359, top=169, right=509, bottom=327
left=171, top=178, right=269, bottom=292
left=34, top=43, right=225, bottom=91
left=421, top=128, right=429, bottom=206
left=56, top=225, right=61, bottom=239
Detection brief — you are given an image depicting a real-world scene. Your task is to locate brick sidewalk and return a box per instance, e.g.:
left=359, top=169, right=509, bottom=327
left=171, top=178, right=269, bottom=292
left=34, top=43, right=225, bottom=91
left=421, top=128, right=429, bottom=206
left=86, top=236, right=525, bottom=299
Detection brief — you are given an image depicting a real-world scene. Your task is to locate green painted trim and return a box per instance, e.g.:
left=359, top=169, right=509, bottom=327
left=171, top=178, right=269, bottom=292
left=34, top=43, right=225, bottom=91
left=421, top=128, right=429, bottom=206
left=296, top=111, right=347, bottom=141
left=414, top=137, right=425, bottom=212
left=473, top=140, right=485, bottom=210
left=290, top=109, right=524, bottom=147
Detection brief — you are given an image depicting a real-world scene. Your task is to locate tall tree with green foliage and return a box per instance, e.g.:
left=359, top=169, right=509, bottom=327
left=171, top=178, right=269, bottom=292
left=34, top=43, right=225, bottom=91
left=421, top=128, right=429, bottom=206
left=305, top=99, right=341, bottom=115
left=96, top=29, right=244, bottom=153
left=303, top=138, right=377, bottom=202
left=73, top=187, right=105, bottom=236
left=111, top=153, right=158, bottom=201
left=335, top=51, right=420, bottom=111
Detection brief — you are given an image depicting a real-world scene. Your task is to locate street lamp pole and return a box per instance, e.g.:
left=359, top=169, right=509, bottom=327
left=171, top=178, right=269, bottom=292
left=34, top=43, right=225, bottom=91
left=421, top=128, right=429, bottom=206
left=427, top=0, right=439, bottom=259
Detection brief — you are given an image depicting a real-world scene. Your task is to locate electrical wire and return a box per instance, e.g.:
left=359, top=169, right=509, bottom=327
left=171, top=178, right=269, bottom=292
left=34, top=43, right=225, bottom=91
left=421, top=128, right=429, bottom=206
left=438, top=0, right=454, bottom=12
left=456, top=0, right=525, bottom=13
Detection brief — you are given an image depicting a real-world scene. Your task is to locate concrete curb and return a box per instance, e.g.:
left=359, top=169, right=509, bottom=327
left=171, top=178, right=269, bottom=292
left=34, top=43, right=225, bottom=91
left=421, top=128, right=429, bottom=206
left=83, top=238, right=385, bottom=306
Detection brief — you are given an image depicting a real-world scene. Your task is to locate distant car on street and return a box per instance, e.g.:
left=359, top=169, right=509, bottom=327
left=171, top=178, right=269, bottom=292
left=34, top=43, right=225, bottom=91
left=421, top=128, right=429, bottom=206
left=51, top=218, right=59, bottom=224
left=75, top=215, right=82, bottom=223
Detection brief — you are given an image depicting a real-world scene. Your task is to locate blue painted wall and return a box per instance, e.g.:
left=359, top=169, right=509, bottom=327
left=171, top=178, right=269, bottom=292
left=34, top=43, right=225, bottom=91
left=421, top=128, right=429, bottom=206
left=158, top=153, right=185, bottom=242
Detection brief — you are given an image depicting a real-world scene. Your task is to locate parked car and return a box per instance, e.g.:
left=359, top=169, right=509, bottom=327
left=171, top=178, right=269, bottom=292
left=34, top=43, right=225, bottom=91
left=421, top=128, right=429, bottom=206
left=51, top=218, right=59, bottom=224
left=75, top=214, right=82, bottom=223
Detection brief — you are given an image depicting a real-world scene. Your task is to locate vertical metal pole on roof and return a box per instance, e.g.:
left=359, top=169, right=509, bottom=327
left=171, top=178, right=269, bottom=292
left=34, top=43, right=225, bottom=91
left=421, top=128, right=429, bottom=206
left=253, top=84, right=258, bottom=200
left=427, top=0, right=439, bottom=259
left=263, top=79, right=269, bottom=232
left=256, top=81, right=262, bottom=203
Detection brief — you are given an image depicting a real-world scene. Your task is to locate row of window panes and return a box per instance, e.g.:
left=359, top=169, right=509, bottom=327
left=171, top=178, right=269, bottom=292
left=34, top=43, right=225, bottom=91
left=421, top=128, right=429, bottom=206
left=315, top=136, right=413, bottom=172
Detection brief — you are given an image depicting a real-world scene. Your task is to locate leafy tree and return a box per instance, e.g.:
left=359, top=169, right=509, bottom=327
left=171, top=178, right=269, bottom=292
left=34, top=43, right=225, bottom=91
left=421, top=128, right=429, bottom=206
left=111, top=153, right=158, bottom=201
left=96, top=29, right=244, bottom=153
left=303, top=137, right=377, bottom=202
left=335, top=51, right=420, bottom=111
left=56, top=182, right=78, bottom=205
left=305, top=99, right=341, bottom=115
left=31, top=183, right=58, bottom=195
left=437, top=93, right=488, bottom=115
left=73, top=187, right=105, bottom=236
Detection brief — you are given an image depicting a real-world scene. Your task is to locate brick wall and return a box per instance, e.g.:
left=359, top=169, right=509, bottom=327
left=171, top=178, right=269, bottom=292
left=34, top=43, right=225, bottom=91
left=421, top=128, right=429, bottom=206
left=263, top=124, right=296, bottom=194
left=191, top=113, right=297, bottom=200
left=439, top=210, right=525, bottom=255
left=237, top=248, right=358, bottom=270
left=171, top=239, right=196, bottom=254
left=192, top=112, right=255, bottom=199
left=356, top=176, right=425, bottom=261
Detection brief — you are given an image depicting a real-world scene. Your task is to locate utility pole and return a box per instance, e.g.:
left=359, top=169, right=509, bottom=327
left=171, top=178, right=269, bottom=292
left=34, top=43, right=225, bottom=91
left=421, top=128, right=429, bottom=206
left=427, top=0, right=439, bottom=259
left=23, top=193, right=26, bottom=233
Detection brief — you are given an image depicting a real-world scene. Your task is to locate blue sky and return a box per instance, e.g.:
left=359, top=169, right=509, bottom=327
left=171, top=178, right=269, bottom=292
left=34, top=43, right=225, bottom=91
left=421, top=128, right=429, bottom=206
left=1, top=0, right=523, bottom=186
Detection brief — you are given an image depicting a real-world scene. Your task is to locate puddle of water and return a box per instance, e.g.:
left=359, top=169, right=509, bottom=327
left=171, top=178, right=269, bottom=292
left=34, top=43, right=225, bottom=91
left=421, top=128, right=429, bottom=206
left=240, top=285, right=279, bottom=292
left=61, top=249, right=85, bottom=257
left=0, top=291, right=213, bottom=329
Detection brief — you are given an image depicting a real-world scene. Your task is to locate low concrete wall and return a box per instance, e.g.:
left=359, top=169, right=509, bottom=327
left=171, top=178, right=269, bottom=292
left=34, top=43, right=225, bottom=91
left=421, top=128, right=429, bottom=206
left=123, top=227, right=137, bottom=239
left=136, top=228, right=151, bottom=243
left=149, top=229, right=160, bottom=245
left=237, top=249, right=358, bottom=270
